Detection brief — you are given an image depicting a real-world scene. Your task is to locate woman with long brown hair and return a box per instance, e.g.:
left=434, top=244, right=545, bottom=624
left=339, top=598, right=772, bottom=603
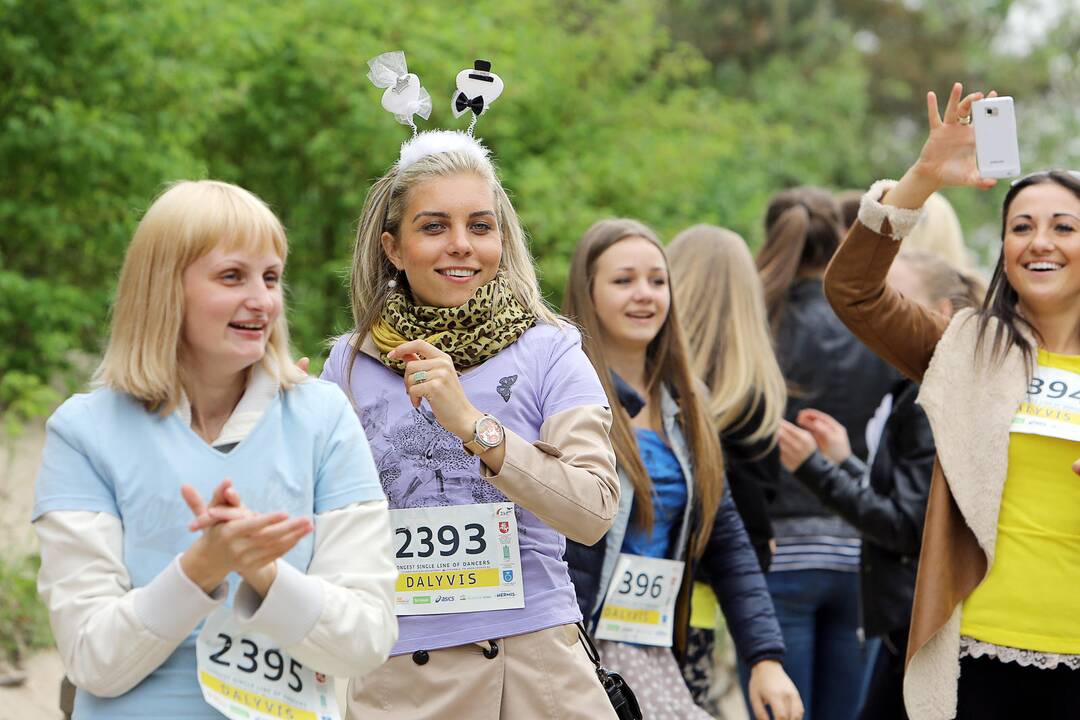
left=563, top=218, right=802, bottom=720
left=755, top=187, right=897, bottom=720
left=778, top=249, right=984, bottom=720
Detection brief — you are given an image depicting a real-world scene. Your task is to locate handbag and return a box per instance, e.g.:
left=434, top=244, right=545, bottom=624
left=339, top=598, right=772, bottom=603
left=576, top=622, right=642, bottom=720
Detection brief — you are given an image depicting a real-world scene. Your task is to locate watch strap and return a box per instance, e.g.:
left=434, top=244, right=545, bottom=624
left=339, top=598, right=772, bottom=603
left=463, top=437, right=487, bottom=455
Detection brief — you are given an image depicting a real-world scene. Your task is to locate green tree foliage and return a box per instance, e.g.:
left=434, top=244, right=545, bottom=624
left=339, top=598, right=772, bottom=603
left=0, top=554, right=52, bottom=663
left=2, top=0, right=1077, bottom=423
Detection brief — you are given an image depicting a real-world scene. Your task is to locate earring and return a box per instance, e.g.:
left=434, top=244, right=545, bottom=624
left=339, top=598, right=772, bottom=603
left=388, top=277, right=398, bottom=289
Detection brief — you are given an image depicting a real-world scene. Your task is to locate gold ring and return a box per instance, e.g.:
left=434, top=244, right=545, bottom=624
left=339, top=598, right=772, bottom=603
left=411, top=371, right=429, bottom=384
left=958, top=115, right=971, bottom=125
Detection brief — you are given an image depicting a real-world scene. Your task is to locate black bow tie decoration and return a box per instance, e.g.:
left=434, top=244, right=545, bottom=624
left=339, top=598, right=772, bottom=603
left=455, top=92, right=485, bottom=116
left=451, top=60, right=504, bottom=122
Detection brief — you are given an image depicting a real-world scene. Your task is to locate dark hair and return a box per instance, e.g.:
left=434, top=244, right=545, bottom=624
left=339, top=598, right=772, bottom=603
left=756, top=187, right=843, bottom=332
left=835, top=189, right=864, bottom=231
left=977, top=170, right=1080, bottom=365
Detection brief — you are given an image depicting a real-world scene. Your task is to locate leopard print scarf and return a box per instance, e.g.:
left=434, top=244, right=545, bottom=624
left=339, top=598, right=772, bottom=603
left=371, top=274, right=535, bottom=373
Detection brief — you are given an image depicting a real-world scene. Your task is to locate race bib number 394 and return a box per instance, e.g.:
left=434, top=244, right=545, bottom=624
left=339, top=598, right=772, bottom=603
left=390, top=502, right=524, bottom=616
left=196, top=608, right=339, bottom=720
left=594, top=554, right=684, bottom=648
left=1013, top=364, right=1080, bottom=442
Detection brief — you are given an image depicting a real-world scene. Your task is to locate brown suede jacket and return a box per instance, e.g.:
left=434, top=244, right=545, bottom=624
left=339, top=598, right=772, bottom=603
left=824, top=183, right=1036, bottom=720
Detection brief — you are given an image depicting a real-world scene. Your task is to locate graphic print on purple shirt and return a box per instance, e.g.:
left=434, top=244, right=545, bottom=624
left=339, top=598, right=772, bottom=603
left=363, top=402, right=510, bottom=509
left=322, top=323, right=610, bottom=654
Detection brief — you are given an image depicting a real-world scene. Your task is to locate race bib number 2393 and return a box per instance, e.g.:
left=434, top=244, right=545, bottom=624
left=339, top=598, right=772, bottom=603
left=390, top=501, right=524, bottom=616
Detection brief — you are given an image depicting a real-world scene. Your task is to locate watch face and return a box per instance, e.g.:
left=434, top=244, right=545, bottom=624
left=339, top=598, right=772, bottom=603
left=476, top=416, right=504, bottom=447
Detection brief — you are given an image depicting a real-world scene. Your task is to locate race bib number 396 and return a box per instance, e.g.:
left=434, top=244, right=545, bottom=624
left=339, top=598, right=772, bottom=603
left=390, top=502, right=524, bottom=616
left=196, top=608, right=339, bottom=720
left=594, top=554, right=684, bottom=647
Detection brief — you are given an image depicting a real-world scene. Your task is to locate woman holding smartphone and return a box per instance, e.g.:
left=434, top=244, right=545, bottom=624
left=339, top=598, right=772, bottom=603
left=33, top=180, right=397, bottom=719
left=824, top=82, right=1080, bottom=718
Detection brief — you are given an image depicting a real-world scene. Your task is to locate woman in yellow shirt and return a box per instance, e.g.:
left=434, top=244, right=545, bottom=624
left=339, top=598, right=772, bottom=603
left=823, top=81, right=1080, bottom=719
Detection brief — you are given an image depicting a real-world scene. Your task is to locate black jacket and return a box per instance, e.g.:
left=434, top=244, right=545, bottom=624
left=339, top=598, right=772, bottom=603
left=565, top=375, right=785, bottom=666
left=770, top=278, right=898, bottom=522
left=721, top=399, right=778, bottom=572
left=792, top=379, right=935, bottom=636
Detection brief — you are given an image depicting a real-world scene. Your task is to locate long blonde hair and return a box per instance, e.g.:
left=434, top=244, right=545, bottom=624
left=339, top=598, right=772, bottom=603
left=668, top=225, right=786, bottom=444
left=95, top=180, right=302, bottom=413
left=347, top=147, right=560, bottom=372
left=563, top=218, right=724, bottom=558
left=903, top=192, right=971, bottom=270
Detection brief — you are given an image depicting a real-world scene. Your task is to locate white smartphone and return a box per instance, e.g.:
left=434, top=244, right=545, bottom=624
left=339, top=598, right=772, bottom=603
left=971, top=96, right=1021, bottom=179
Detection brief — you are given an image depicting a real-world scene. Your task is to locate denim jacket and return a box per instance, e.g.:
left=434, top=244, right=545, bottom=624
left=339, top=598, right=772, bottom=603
left=564, top=373, right=785, bottom=664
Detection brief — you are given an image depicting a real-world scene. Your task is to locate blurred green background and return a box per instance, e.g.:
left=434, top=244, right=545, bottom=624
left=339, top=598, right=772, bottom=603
left=2, top=0, right=1079, bottom=426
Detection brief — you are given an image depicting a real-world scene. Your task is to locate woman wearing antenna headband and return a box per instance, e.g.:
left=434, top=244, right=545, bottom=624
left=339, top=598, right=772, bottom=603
left=824, top=82, right=1080, bottom=718
left=324, top=54, right=622, bottom=718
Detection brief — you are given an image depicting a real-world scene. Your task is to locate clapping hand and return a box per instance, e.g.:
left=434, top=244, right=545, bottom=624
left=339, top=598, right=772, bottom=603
left=179, top=479, right=313, bottom=596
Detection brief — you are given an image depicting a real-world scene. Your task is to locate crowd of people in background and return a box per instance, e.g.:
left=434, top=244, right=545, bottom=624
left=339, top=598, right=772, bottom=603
left=30, top=79, right=1080, bottom=720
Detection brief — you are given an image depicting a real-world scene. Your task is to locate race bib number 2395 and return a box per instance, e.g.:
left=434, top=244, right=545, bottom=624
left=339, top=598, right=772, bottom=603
left=196, top=607, right=339, bottom=720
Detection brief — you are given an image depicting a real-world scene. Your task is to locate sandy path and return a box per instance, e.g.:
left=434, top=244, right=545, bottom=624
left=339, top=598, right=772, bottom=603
left=1, top=421, right=45, bottom=555
left=0, top=650, right=64, bottom=720
left=1, top=420, right=65, bottom=720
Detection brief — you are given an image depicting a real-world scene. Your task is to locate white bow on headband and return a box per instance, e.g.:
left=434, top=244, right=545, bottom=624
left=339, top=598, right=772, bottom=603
left=367, top=51, right=432, bottom=132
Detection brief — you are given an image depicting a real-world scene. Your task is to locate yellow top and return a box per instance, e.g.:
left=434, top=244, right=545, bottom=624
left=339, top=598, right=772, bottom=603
left=960, top=349, right=1080, bottom=654
left=690, top=581, right=719, bottom=630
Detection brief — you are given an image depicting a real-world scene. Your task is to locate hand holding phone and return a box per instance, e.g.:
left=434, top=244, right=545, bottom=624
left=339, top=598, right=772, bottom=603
left=972, top=96, right=1021, bottom=179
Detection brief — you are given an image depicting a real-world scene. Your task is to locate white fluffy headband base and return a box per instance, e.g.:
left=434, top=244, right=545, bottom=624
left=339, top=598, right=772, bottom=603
left=398, top=130, right=491, bottom=172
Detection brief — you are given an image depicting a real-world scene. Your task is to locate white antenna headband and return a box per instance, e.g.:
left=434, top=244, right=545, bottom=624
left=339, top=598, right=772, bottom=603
left=366, top=51, right=504, bottom=171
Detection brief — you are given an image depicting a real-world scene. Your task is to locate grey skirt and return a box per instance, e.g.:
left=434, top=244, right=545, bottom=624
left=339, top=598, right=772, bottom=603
left=597, top=640, right=714, bottom=719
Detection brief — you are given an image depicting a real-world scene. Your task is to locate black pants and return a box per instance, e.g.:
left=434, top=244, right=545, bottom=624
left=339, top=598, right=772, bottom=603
left=955, top=654, right=1080, bottom=719
left=857, top=628, right=909, bottom=720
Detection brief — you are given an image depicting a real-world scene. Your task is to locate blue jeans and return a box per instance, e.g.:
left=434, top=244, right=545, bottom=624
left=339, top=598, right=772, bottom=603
left=740, top=569, right=871, bottom=720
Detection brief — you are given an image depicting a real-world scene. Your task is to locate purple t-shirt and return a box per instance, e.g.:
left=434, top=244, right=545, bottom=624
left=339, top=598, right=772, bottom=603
left=322, top=323, right=609, bottom=654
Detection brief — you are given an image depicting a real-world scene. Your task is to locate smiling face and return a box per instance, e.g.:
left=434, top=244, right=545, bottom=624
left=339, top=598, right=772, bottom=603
left=1002, top=182, right=1080, bottom=316
left=181, top=245, right=283, bottom=377
left=382, top=173, right=502, bottom=308
left=590, top=236, right=671, bottom=355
